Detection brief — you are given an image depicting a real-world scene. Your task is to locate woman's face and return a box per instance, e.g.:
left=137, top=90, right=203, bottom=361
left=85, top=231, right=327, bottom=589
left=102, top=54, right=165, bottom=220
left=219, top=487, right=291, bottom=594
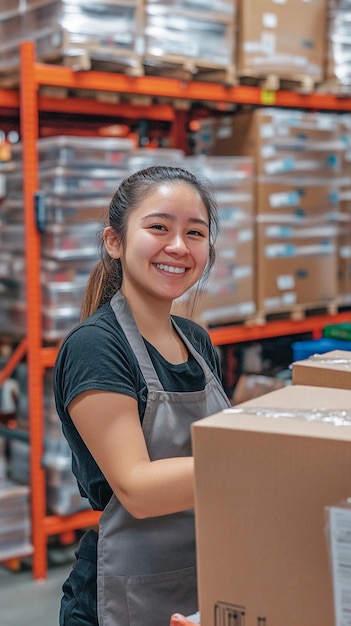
left=116, top=181, right=210, bottom=305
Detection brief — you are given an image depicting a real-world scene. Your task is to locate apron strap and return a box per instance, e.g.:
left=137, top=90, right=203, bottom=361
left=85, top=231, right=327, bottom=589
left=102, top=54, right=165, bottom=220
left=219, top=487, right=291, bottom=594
left=110, top=291, right=163, bottom=390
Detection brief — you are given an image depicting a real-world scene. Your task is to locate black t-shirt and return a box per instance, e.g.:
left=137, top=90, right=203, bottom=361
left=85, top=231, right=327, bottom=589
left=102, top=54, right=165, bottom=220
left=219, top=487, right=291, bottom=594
left=53, top=301, right=223, bottom=511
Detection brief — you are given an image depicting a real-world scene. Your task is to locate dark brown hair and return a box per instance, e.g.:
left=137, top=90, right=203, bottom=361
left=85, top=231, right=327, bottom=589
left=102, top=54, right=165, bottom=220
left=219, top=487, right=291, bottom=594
left=80, top=165, right=219, bottom=320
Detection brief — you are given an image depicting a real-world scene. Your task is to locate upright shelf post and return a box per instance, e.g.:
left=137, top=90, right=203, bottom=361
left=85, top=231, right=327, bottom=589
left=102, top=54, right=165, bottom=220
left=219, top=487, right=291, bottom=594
left=20, top=41, right=47, bottom=580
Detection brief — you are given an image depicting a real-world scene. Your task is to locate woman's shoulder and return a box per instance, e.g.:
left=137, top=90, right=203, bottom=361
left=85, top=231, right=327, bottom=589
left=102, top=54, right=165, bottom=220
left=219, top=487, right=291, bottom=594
left=57, top=302, right=130, bottom=357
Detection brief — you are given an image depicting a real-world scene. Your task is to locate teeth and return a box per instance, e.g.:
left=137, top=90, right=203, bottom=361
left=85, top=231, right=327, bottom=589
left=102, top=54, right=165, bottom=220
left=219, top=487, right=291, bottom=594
left=156, top=263, right=186, bottom=274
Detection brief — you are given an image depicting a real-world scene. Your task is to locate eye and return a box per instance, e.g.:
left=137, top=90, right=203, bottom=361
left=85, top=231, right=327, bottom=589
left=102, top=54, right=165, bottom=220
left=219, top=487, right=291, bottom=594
left=188, top=229, right=206, bottom=238
left=149, top=224, right=167, bottom=231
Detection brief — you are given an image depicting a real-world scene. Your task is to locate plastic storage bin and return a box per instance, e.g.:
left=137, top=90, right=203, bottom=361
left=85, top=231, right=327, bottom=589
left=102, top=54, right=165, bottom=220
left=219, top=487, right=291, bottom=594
left=323, top=322, right=351, bottom=342
left=292, top=338, right=351, bottom=362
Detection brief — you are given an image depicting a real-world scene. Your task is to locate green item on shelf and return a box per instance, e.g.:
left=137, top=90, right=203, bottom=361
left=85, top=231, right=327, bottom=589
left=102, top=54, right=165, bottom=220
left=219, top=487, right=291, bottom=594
left=323, top=322, right=351, bottom=342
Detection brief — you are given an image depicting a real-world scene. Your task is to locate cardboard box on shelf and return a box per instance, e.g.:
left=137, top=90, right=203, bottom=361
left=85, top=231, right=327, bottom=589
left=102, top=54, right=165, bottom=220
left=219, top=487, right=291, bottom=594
left=237, top=0, right=327, bottom=81
left=211, top=109, right=341, bottom=165
left=292, top=349, right=351, bottom=389
left=256, top=178, right=341, bottom=217
left=256, top=234, right=338, bottom=313
left=192, top=384, right=351, bottom=626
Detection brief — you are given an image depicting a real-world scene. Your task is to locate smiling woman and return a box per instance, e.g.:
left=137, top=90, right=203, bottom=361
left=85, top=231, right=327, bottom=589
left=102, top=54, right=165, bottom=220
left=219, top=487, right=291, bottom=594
left=53, top=166, right=231, bottom=626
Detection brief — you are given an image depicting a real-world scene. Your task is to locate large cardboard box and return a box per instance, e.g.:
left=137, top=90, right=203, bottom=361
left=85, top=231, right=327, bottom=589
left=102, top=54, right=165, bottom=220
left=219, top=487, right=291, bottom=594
left=292, top=349, right=351, bottom=389
left=192, top=384, right=351, bottom=626
left=211, top=110, right=342, bottom=170
left=256, top=230, right=338, bottom=312
left=256, top=178, right=341, bottom=217
left=237, top=0, right=327, bottom=81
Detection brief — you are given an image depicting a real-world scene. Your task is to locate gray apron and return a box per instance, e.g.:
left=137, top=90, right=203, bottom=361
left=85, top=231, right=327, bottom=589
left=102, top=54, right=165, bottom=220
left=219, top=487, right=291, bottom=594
left=97, top=290, right=231, bottom=626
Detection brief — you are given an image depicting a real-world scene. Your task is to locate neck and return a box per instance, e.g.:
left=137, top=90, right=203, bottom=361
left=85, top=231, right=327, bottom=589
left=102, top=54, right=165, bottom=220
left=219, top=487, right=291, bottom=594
left=119, top=289, right=188, bottom=364
left=120, top=288, right=173, bottom=338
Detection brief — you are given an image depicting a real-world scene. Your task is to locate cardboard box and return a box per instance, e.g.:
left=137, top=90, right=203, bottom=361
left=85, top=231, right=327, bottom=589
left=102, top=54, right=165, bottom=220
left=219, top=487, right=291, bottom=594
left=292, top=349, right=351, bottom=389
left=237, top=0, right=327, bottom=81
left=211, top=110, right=342, bottom=170
left=256, top=178, right=341, bottom=217
left=256, top=232, right=338, bottom=312
left=192, top=384, right=351, bottom=626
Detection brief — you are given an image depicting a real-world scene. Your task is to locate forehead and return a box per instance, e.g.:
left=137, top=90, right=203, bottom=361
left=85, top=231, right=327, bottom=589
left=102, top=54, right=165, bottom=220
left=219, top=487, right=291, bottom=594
left=136, top=181, right=207, bottom=213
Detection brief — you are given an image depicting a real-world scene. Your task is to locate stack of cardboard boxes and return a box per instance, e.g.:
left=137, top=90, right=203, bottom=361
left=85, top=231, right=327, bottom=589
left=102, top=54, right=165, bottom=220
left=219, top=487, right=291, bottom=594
left=337, top=115, right=351, bottom=305
left=195, top=108, right=345, bottom=317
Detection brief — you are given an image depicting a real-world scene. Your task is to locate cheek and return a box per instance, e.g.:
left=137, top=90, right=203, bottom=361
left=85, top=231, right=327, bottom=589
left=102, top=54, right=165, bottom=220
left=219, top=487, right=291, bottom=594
left=196, top=244, right=210, bottom=272
left=125, top=233, right=158, bottom=264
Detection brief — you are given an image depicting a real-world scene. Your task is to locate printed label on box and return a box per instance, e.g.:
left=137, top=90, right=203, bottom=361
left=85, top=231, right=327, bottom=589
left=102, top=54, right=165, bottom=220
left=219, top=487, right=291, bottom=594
left=328, top=505, right=351, bottom=626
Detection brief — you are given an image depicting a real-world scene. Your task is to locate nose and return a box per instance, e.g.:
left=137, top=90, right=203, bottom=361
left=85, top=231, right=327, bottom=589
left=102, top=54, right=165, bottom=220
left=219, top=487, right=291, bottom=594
left=164, top=233, right=189, bottom=255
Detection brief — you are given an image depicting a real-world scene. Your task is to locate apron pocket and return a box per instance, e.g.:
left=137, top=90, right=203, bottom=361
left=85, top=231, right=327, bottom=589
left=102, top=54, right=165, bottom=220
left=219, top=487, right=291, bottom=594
left=102, top=565, right=197, bottom=626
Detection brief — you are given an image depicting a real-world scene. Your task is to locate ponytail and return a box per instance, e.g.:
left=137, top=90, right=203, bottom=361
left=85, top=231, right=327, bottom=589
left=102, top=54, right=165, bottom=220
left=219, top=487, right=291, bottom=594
left=80, top=255, right=122, bottom=321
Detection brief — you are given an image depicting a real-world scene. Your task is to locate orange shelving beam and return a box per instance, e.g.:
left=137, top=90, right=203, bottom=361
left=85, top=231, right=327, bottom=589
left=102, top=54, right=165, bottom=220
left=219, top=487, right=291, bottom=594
left=208, top=310, right=351, bottom=346
left=0, top=88, right=20, bottom=110
left=33, top=60, right=351, bottom=111
left=0, top=338, right=27, bottom=386
left=43, top=510, right=101, bottom=537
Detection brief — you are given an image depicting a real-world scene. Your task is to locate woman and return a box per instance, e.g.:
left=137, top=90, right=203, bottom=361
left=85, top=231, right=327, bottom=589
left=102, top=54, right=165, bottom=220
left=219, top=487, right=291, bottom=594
left=54, top=165, right=231, bottom=626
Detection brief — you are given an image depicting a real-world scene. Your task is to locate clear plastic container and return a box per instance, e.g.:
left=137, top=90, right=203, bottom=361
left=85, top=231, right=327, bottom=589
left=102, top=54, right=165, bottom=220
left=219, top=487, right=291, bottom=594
left=42, top=305, right=81, bottom=340
left=0, top=224, right=24, bottom=252
left=128, top=148, right=185, bottom=172
left=41, top=257, right=98, bottom=284
left=11, top=135, right=135, bottom=169
left=145, top=6, right=234, bottom=64
left=42, top=280, right=87, bottom=307
left=146, top=0, right=235, bottom=17
left=0, top=481, right=33, bottom=561
left=41, top=222, right=101, bottom=260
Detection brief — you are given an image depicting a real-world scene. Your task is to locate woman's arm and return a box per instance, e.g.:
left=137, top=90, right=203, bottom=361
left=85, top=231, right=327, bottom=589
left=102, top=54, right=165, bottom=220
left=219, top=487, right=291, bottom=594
left=69, top=390, right=194, bottom=519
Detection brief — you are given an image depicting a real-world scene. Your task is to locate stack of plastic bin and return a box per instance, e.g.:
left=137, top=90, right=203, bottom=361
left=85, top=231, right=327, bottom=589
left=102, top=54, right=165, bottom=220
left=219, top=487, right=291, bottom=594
left=2, top=135, right=133, bottom=341
left=0, top=480, right=33, bottom=561
left=326, top=0, right=351, bottom=91
left=4, top=135, right=134, bottom=517
left=143, top=0, right=236, bottom=81
left=0, top=0, right=145, bottom=74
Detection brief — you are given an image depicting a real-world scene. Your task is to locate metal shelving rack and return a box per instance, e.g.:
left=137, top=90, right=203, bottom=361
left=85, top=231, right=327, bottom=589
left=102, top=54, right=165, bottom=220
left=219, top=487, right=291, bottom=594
left=1, top=40, right=351, bottom=580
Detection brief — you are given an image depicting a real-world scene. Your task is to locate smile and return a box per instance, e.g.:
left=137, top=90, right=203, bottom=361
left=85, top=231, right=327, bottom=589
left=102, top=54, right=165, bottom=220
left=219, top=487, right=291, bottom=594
left=155, top=263, right=186, bottom=274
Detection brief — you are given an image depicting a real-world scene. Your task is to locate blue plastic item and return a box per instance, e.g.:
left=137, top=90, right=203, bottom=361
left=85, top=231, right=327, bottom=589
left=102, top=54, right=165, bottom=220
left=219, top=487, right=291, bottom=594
left=292, top=338, right=351, bottom=362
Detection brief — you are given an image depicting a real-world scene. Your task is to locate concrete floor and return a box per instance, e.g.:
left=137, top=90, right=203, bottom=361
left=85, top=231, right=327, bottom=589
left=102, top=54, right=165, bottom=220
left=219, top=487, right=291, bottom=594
left=0, top=555, right=73, bottom=626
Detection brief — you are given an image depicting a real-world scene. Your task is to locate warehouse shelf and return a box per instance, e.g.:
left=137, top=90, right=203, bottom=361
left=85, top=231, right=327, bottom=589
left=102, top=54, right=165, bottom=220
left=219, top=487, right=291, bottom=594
left=208, top=310, right=351, bottom=346
left=31, top=63, right=351, bottom=111
left=5, top=60, right=351, bottom=121
left=0, top=88, right=175, bottom=122
left=1, top=40, right=351, bottom=581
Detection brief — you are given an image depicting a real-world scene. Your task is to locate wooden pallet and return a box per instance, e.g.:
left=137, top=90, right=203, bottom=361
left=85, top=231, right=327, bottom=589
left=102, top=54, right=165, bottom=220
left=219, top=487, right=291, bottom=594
left=317, top=77, right=351, bottom=98
left=236, top=72, right=321, bottom=94
left=0, top=44, right=144, bottom=87
left=0, top=65, right=20, bottom=89
left=143, top=55, right=236, bottom=85
left=252, top=300, right=340, bottom=326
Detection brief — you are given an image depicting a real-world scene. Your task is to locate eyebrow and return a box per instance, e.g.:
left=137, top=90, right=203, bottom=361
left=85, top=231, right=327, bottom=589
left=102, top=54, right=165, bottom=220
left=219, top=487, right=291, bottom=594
left=141, top=212, right=209, bottom=229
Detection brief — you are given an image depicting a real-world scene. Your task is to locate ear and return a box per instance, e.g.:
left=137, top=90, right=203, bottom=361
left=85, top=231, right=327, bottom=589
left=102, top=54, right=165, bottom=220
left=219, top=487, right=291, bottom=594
left=103, top=226, right=121, bottom=258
